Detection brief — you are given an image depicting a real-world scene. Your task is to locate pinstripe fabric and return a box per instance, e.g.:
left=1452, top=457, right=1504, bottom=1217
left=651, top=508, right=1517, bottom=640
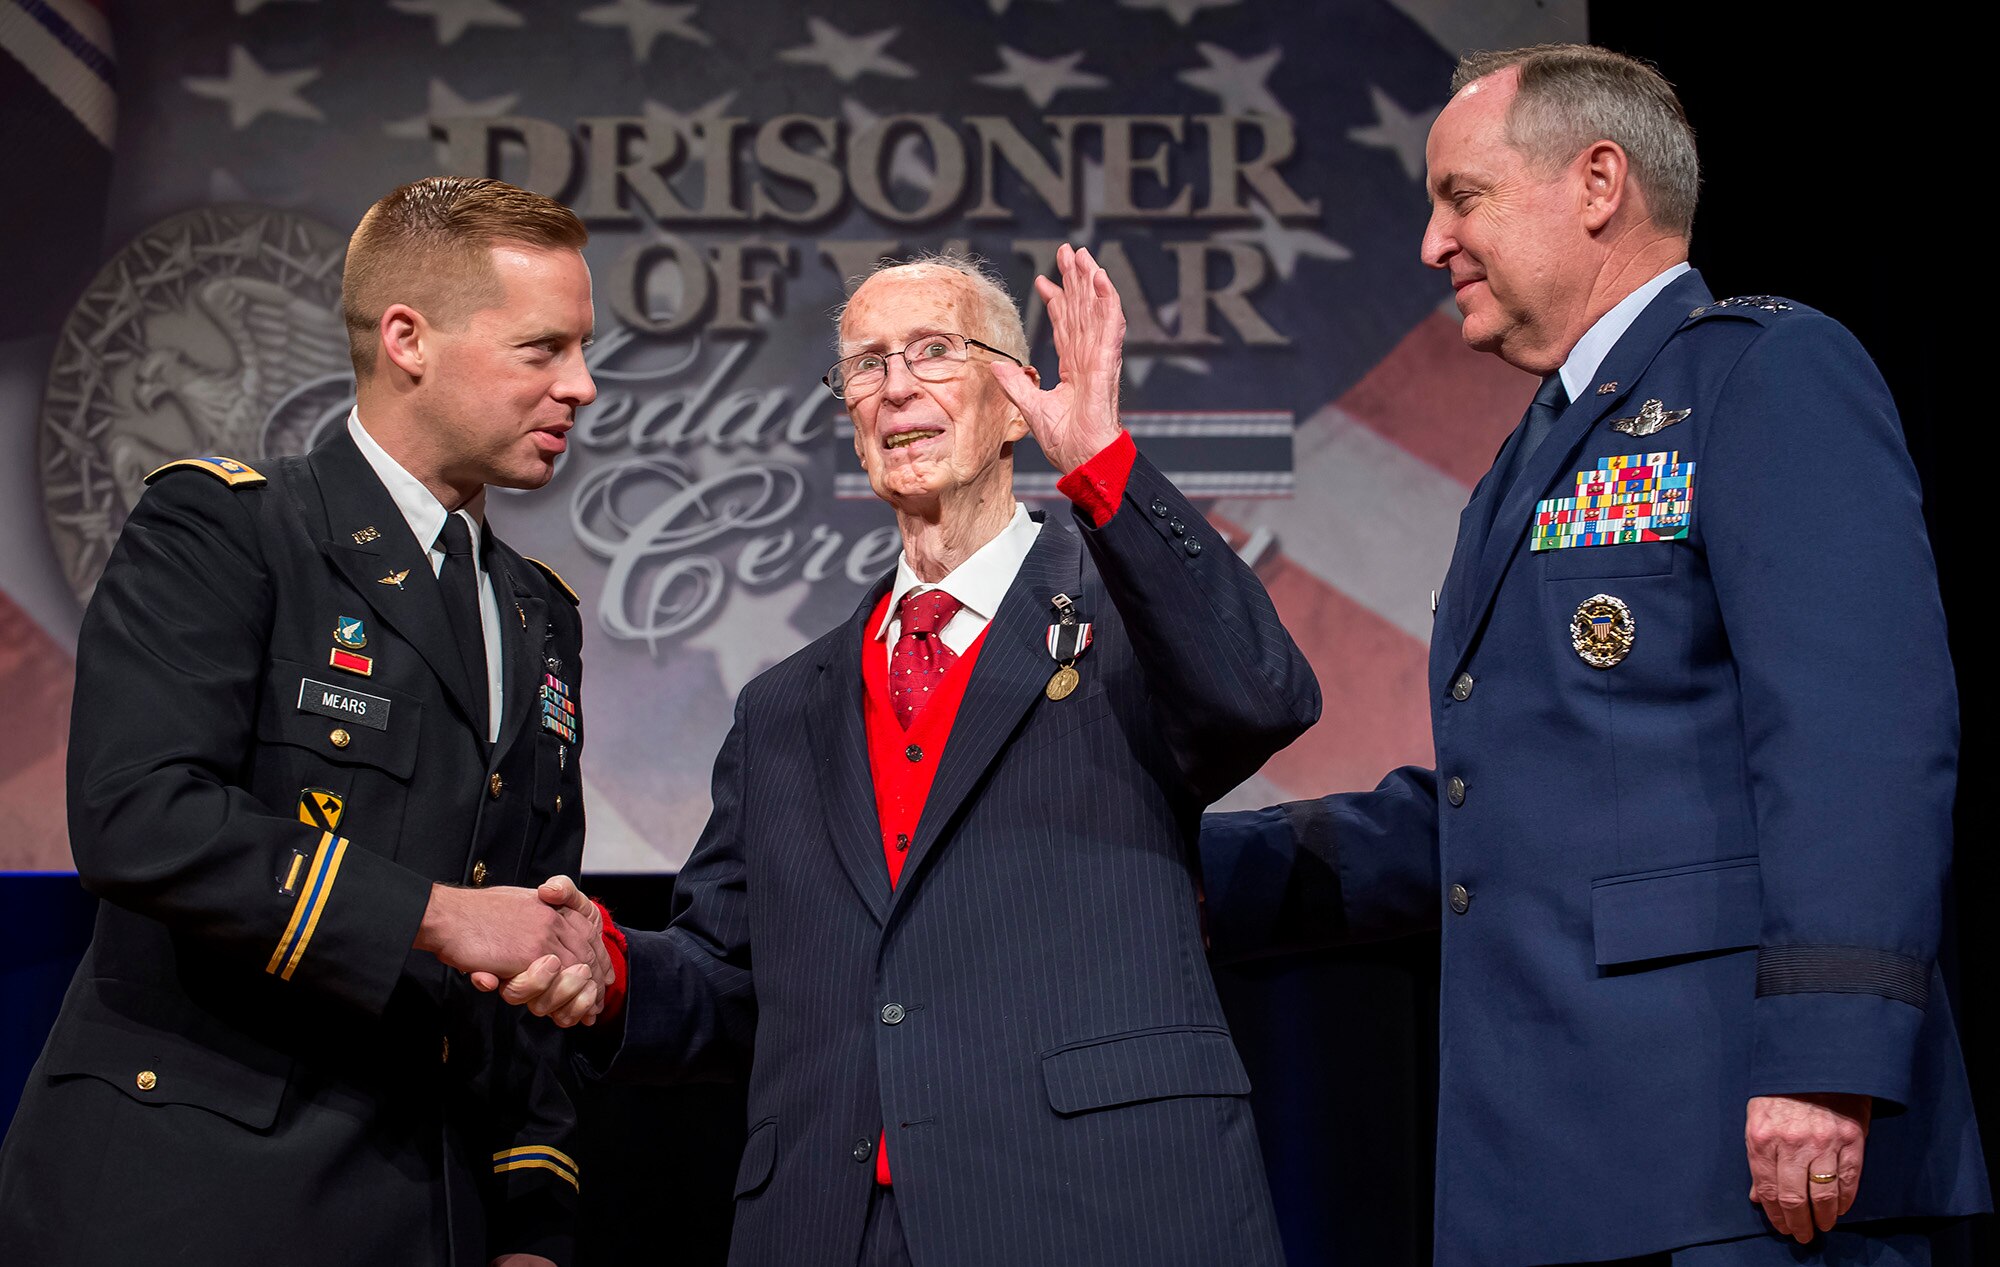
left=602, top=452, right=1319, bottom=1266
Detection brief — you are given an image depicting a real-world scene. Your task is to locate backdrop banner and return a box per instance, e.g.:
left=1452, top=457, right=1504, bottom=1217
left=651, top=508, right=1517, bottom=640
left=0, top=0, right=1582, bottom=871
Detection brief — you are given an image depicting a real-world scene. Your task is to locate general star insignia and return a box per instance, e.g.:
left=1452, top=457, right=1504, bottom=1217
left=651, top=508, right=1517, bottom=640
left=378, top=569, right=410, bottom=589
left=1609, top=399, right=1691, bottom=437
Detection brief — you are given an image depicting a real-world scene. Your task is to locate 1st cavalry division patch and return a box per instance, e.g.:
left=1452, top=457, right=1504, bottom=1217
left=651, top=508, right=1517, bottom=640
left=298, top=788, right=344, bottom=831
left=1533, top=451, right=1694, bottom=551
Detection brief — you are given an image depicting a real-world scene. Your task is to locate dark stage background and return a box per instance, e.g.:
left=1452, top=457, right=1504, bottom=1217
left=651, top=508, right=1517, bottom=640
left=2, top=5, right=1989, bottom=1265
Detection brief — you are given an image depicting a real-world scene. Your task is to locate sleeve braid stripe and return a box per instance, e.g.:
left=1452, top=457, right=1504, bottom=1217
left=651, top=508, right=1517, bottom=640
left=266, top=832, right=348, bottom=980
left=493, top=1147, right=580, bottom=1190
left=1755, top=944, right=1929, bottom=1009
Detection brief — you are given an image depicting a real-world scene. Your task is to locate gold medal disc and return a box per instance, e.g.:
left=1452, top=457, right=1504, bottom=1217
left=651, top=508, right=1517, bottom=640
left=1045, top=665, right=1080, bottom=700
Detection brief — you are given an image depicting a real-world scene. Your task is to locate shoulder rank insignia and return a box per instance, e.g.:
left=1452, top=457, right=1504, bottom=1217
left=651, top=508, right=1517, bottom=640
left=1689, top=295, right=1796, bottom=319
left=143, top=455, right=267, bottom=488
left=1711, top=294, right=1794, bottom=312
left=525, top=557, right=580, bottom=605
left=1609, top=399, right=1690, bottom=437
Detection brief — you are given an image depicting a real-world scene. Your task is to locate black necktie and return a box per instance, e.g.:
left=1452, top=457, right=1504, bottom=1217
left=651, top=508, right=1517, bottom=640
left=1492, top=373, right=1570, bottom=510
left=435, top=513, right=489, bottom=738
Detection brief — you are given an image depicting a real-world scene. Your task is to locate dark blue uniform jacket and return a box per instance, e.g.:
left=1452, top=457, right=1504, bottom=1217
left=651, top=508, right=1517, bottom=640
left=1204, top=270, right=1990, bottom=1265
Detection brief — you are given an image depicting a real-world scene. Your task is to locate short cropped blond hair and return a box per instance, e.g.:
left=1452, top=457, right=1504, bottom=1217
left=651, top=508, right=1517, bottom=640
left=341, top=176, right=587, bottom=374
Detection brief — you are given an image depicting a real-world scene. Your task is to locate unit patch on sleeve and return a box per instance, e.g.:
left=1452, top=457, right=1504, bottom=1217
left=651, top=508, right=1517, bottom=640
left=297, top=787, right=345, bottom=832
left=1532, top=451, right=1694, bottom=551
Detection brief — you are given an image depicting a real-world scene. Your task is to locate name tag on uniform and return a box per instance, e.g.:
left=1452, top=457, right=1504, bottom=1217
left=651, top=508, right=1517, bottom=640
left=297, top=678, right=391, bottom=730
left=1531, top=450, right=1695, bottom=551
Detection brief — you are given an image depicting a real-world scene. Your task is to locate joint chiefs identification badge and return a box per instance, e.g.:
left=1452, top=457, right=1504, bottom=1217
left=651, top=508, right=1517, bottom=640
left=1571, top=594, right=1635, bottom=669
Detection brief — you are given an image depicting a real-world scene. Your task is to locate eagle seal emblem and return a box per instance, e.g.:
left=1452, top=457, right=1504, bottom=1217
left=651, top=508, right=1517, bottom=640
left=37, top=205, right=353, bottom=600
left=1570, top=594, right=1636, bottom=669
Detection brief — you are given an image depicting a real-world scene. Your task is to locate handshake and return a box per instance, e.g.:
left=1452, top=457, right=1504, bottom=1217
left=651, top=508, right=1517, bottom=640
left=414, top=875, right=610, bottom=1027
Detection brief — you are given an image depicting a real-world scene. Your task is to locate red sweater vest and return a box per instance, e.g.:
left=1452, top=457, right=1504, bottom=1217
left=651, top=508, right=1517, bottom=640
left=860, top=588, right=990, bottom=1181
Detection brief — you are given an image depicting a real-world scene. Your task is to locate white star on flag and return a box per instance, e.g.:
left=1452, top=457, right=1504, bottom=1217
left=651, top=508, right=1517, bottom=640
left=1218, top=200, right=1351, bottom=281
left=183, top=45, right=323, bottom=130
left=1119, top=0, right=1241, bottom=25
left=1348, top=86, right=1437, bottom=181
left=383, top=77, right=519, bottom=141
left=580, top=0, right=710, bottom=61
left=1177, top=43, right=1287, bottom=118
left=778, top=18, right=915, bottom=84
left=976, top=47, right=1107, bottom=109
left=686, top=580, right=810, bottom=697
left=389, top=0, right=524, bottom=46
left=643, top=91, right=739, bottom=145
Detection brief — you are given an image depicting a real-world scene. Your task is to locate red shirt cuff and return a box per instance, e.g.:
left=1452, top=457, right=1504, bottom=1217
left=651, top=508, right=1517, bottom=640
left=1055, top=431, right=1136, bottom=528
left=594, top=900, right=629, bottom=1022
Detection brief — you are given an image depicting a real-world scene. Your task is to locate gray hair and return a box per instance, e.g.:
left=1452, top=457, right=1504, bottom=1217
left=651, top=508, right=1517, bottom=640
left=1452, top=44, right=1699, bottom=239
left=833, top=250, right=1030, bottom=362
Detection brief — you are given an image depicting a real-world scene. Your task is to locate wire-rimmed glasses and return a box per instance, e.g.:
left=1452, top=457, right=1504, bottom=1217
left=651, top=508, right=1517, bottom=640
left=823, top=332, right=1023, bottom=400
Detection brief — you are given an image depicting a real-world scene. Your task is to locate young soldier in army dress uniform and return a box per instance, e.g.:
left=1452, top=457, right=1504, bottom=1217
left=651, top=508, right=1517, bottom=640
left=0, top=178, right=606, bottom=1267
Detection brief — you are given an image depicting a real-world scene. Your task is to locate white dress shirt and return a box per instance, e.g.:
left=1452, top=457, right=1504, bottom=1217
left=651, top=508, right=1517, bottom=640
left=347, top=410, right=504, bottom=741
left=872, top=503, right=1043, bottom=666
left=1558, top=261, right=1691, bottom=403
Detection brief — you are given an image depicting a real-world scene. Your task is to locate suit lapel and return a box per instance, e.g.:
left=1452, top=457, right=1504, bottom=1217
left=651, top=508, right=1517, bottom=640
left=488, top=541, right=546, bottom=760
left=307, top=433, right=488, bottom=731
left=889, top=519, right=1082, bottom=920
left=1444, top=270, right=1713, bottom=667
left=807, top=575, right=896, bottom=925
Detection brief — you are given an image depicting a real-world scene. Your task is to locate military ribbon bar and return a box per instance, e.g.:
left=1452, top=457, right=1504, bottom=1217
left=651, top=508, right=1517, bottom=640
left=1532, top=451, right=1695, bottom=551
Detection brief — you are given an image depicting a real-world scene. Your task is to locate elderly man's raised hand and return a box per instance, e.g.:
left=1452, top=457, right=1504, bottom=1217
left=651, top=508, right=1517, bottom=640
left=990, top=243, right=1127, bottom=474
left=470, top=876, right=612, bottom=1028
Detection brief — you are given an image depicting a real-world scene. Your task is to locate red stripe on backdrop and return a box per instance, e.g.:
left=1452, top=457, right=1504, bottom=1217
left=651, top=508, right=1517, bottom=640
left=1211, top=525, right=1435, bottom=801
left=0, top=594, right=75, bottom=870
left=1339, top=311, right=1539, bottom=487
left=1207, top=314, right=1536, bottom=803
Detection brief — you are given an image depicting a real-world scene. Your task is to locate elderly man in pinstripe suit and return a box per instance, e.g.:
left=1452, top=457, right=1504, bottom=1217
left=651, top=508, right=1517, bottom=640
left=505, top=243, right=1321, bottom=1265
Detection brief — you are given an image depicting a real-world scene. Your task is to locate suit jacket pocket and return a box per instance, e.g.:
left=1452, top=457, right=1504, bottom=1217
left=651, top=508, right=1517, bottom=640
left=1011, top=685, right=1115, bottom=760
left=45, top=977, right=291, bottom=1130
left=734, top=1116, right=777, bottom=1197
left=1590, top=856, right=1760, bottom=966
left=1541, top=540, right=1678, bottom=580
left=1041, top=1024, right=1250, bottom=1116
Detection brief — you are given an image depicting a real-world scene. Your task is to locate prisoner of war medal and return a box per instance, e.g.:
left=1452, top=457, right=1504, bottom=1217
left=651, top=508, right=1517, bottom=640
left=1045, top=593, right=1094, bottom=701
left=1571, top=594, right=1636, bottom=669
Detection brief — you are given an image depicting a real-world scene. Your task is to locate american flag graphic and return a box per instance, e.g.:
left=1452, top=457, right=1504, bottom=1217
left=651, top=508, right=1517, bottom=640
left=0, top=0, right=1575, bottom=871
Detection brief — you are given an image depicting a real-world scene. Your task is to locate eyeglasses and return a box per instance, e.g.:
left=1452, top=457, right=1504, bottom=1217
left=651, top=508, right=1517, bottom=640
left=823, top=332, right=1023, bottom=400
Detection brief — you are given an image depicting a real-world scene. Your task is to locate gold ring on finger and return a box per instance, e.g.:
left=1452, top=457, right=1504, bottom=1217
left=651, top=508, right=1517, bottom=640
left=1809, top=1172, right=1838, bottom=1184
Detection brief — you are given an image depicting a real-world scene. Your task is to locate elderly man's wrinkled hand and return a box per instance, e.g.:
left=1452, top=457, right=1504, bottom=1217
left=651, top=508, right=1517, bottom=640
left=990, top=242, right=1127, bottom=473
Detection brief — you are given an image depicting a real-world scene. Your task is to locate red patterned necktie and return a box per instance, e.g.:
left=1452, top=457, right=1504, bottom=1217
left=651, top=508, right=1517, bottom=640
left=890, top=589, right=963, bottom=728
